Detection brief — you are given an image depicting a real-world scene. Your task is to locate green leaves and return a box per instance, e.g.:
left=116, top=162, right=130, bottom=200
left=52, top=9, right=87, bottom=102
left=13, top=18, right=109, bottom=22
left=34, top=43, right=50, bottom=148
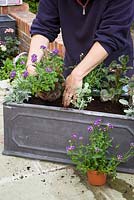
left=66, top=119, right=134, bottom=177
left=119, top=75, right=134, bottom=117
left=71, top=82, right=93, bottom=110
left=5, top=50, right=64, bottom=103
left=0, top=35, right=20, bottom=67
left=84, top=55, right=130, bottom=103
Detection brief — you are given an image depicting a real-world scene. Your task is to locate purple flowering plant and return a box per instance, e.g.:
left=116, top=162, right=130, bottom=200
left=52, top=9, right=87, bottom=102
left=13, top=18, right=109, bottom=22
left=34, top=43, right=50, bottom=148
left=0, top=54, right=26, bottom=80
left=5, top=47, right=64, bottom=103
left=66, top=118, right=134, bottom=177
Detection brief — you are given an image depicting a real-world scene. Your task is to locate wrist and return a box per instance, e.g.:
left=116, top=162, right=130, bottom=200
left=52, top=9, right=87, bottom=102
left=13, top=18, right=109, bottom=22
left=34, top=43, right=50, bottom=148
left=71, top=67, right=84, bottom=80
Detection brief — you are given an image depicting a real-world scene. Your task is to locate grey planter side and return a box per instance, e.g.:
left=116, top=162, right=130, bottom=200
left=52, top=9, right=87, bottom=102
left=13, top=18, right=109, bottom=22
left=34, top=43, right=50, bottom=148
left=3, top=102, right=134, bottom=174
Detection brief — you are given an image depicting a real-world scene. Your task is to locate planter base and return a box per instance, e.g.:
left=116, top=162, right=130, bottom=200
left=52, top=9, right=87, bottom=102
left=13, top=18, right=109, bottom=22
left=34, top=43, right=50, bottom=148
left=3, top=102, right=134, bottom=174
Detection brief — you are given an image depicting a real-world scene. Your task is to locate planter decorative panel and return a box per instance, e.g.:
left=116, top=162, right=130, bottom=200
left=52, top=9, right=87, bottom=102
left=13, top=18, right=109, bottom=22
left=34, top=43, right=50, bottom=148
left=3, top=102, right=134, bottom=174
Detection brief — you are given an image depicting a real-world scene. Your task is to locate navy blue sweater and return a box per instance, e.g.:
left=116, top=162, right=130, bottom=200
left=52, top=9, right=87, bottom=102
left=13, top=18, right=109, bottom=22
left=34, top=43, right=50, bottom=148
left=31, top=0, right=134, bottom=76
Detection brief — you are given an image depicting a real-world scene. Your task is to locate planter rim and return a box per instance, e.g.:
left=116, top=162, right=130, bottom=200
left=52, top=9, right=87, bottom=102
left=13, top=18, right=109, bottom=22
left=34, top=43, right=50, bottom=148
left=3, top=102, right=134, bottom=120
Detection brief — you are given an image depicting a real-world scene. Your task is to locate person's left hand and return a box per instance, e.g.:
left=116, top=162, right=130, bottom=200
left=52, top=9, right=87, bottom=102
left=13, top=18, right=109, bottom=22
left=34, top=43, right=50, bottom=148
left=62, top=73, right=83, bottom=107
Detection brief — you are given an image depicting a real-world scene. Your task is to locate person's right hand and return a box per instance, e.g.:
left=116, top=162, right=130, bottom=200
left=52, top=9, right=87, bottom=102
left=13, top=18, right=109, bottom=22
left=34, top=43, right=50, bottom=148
left=27, top=65, right=37, bottom=75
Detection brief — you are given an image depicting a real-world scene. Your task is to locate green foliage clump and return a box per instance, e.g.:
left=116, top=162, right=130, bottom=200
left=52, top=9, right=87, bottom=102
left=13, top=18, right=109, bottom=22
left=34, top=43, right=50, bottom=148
left=5, top=49, right=64, bottom=103
left=24, top=0, right=39, bottom=13
left=66, top=118, right=134, bottom=177
left=0, top=29, right=20, bottom=67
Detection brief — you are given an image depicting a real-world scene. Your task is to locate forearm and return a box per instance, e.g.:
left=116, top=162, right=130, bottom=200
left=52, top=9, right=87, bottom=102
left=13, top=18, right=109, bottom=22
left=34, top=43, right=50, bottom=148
left=72, top=41, right=108, bottom=80
left=27, top=34, right=49, bottom=66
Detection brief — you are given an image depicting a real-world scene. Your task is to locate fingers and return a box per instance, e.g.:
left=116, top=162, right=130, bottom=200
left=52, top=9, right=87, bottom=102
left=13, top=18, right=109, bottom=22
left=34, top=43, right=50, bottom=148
left=62, top=86, right=77, bottom=107
left=62, top=89, right=72, bottom=107
left=62, top=74, right=83, bottom=107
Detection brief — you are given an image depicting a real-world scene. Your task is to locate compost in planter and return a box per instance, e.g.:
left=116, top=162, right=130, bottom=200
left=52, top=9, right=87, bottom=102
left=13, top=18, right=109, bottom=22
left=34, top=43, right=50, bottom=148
left=26, top=96, right=124, bottom=115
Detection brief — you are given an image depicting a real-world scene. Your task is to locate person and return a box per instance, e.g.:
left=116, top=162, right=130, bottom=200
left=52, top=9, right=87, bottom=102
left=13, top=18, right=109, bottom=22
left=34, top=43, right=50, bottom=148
left=26, top=0, right=134, bottom=107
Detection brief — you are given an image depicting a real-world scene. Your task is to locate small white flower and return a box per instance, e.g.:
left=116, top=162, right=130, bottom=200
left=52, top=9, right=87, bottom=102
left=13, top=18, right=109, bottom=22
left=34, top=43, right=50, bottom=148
left=1, top=45, right=7, bottom=51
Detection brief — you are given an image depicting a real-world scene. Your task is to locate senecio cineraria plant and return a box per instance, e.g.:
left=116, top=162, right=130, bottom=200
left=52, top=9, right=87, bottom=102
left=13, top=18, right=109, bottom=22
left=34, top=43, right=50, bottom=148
left=71, top=82, right=93, bottom=110
left=5, top=46, right=64, bottom=103
left=66, top=118, right=134, bottom=177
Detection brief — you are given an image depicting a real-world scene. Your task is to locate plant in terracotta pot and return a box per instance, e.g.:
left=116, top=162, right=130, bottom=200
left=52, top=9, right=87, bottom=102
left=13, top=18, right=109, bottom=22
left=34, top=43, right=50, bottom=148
left=66, top=118, right=134, bottom=186
left=5, top=47, right=65, bottom=103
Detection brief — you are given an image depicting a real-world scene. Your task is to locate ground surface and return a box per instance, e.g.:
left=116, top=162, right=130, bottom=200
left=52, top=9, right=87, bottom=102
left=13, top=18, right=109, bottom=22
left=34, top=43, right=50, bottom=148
left=0, top=92, right=134, bottom=200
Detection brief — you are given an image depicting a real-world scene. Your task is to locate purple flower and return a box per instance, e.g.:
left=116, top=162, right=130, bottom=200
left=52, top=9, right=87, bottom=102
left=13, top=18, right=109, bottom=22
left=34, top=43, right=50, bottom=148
left=45, top=67, right=53, bottom=73
left=22, top=70, right=29, bottom=78
left=31, top=54, right=37, bottom=63
left=66, top=145, right=75, bottom=152
left=94, top=118, right=102, bottom=126
left=40, top=45, right=46, bottom=50
left=20, top=60, right=25, bottom=65
left=71, top=134, right=77, bottom=139
left=87, top=126, right=93, bottom=132
left=79, top=136, right=83, bottom=140
left=117, top=154, right=123, bottom=161
left=52, top=49, right=59, bottom=55
left=10, top=70, right=16, bottom=79
left=130, top=142, right=134, bottom=147
left=107, top=123, right=113, bottom=129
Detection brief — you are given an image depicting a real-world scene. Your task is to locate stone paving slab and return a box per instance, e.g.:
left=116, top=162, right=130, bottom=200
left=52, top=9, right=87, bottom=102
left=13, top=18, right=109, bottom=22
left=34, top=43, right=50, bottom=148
left=0, top=155, right=40, bottom=179
left=0, top=167, right=95, bottom=200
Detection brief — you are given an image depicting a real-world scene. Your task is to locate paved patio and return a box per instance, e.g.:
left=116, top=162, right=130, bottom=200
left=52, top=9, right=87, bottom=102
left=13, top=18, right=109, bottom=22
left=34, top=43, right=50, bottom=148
left=0, top=92, right=134, bottom=200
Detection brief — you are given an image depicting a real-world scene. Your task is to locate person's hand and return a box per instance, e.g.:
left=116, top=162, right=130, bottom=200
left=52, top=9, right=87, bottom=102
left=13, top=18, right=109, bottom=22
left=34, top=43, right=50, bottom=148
left=27, top=64, right=37, bottom=75
left=62, top=72, right=83, bottom=107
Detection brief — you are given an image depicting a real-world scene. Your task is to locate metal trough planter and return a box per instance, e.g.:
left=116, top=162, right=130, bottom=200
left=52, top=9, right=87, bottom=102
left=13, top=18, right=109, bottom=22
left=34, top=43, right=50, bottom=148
left=3, top=102, right=134, bottom=174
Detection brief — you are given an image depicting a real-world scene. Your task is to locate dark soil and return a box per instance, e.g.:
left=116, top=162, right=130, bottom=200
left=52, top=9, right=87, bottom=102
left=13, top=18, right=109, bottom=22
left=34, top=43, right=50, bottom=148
left=26, top=96, right=124, bottom=115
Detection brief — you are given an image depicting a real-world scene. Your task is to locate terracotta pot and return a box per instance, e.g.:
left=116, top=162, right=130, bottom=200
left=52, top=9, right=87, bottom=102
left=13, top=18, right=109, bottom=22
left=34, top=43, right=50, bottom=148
left=87, top=170, right=107, bottom=186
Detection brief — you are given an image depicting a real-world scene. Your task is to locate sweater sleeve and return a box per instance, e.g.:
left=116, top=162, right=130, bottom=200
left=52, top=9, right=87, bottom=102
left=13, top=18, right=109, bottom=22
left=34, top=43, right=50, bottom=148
left=94, top=0, right=134, bottom=54
left=30, top=0, right=60, bottom=42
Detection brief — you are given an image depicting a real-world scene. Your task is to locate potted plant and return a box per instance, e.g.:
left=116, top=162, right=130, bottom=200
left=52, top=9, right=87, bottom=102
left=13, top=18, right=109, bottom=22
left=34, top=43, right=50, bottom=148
left=4, top=46, right=64, bottom=103
left=66, top=118, right=134, bottom=186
